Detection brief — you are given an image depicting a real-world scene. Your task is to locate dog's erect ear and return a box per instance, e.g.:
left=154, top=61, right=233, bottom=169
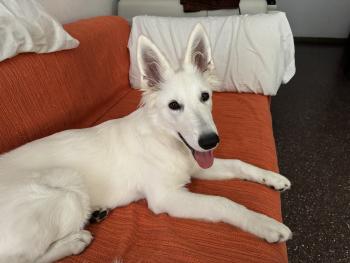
left=184, top=23, right=214, bottom=73
left=137, top=35, right=172, bottom=90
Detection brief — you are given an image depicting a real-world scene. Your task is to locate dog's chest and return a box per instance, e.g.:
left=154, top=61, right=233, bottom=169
left=81, top=117, right=197, bottom=208
left=85, top=138, right=194, bottom=209
left=142, top=135, right=195, bottom=181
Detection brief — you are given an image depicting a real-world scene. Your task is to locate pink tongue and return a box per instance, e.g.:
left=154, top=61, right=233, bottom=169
left=194, top=150, right=214, bottom=169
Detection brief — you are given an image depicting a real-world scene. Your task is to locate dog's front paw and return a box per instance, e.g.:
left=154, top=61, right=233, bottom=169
left=248, top=214, right=292, bottom=243
left=262, top=172, right=291, bottom=192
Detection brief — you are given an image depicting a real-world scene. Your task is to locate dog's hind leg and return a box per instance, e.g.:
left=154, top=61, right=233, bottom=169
left=36, top=230, right=92, bottom=263
left=32, top=168, right=92, bottom=262
left=192, top=158, right=291, bottom=192
left=0, top=168, right=92, bottom=262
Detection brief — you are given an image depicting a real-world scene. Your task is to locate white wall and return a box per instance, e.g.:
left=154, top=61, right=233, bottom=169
left=38, top=0, right=350, bottom=38
left=278, top=0, right=350, bottom=38
left=39, top=0, right=117, bottom=24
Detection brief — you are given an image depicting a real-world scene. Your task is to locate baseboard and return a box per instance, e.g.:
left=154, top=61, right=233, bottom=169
left=294, top=37, right=347, bottom=45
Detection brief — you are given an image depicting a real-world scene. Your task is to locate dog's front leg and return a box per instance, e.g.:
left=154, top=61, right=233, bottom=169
left=146, top=187, right=292, bottom=243
left=192, top=158, right=291, bottom=191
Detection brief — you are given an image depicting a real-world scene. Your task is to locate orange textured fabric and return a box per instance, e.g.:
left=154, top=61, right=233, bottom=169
left=0, top=16, right=287, bottom=263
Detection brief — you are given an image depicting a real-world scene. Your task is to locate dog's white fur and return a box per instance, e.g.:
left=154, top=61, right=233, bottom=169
left=0, top=24, right=292, bottom=263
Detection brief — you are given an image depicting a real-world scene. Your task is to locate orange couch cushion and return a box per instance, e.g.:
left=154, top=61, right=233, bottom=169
left=0, top=16, right=287, bottom=262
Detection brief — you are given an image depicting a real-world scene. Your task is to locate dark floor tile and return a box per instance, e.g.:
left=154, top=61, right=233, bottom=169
left=271, top=43, right=350, bottom=263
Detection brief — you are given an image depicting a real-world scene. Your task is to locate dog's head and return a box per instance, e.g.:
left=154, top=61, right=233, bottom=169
left=137, top=24, right=220, bottom=169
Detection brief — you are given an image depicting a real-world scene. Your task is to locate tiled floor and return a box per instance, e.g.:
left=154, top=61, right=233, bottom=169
left=271, top=43, right=350, bottom=262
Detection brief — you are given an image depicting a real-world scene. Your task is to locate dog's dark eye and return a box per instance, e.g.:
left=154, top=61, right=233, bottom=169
left=201, top=92, right=210, bottom=102
left=168, top=100, right=181, bottom=110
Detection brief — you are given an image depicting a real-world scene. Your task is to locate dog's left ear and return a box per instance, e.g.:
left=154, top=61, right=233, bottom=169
left=184, top=23, right=214, bottom=73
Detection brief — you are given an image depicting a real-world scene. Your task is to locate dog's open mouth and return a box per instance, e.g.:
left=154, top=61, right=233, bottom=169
left=178, top=133, right=214, bottom=169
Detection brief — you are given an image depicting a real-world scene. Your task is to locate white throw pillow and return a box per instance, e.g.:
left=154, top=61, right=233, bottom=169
left=128, top=12, right=295, bottom=95
left=0, top=0, right=79, bottom=62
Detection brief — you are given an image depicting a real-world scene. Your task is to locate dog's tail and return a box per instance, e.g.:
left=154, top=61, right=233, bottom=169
left=0, top=168, right=90, bottom=262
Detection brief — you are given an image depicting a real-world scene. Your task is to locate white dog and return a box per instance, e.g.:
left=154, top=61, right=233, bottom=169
left=0, top=24, right=292, bottom=263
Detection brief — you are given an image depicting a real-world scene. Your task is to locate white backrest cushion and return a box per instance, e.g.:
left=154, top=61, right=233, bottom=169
left=0, top=0, right=79, bottom=62
left=128, top=12, right=295, bottom=95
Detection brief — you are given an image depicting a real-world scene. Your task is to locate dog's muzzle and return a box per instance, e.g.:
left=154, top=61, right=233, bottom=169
left=178, top=132, right=219, bottom=169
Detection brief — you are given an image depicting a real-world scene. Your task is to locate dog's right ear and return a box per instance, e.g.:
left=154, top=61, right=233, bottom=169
left=137, top=35, right=172, bottom=91
left=184, top=23, right=214, bottom=73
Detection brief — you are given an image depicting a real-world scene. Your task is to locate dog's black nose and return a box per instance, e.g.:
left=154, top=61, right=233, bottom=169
left=198, top=133, right=220, bottom=150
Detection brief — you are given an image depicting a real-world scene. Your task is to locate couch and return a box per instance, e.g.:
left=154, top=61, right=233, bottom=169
left=0, top=16, right=288, bottom=263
